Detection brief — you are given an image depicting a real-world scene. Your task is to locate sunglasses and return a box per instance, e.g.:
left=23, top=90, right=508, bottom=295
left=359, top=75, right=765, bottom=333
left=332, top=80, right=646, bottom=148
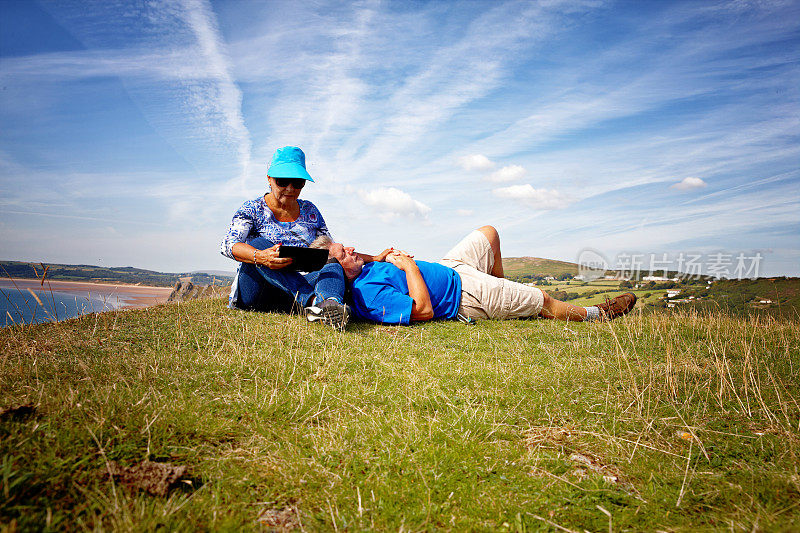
left=273, top=177, right=306, bottom=189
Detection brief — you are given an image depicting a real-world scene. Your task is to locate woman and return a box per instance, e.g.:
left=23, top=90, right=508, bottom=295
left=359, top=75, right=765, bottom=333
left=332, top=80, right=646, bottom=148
left=220, top=146, right=350, bottom=330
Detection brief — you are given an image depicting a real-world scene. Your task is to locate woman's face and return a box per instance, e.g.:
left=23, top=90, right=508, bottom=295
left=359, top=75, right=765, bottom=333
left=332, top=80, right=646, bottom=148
left=267, top=176, right=304, bottom=205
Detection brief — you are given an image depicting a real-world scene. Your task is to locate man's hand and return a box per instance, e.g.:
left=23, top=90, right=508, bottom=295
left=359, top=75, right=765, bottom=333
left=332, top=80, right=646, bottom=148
left=386, top=251, right=433, bottom=321
left=386, top=250, right=417, bottom=271
left=255, top=244, right=293, bottom=270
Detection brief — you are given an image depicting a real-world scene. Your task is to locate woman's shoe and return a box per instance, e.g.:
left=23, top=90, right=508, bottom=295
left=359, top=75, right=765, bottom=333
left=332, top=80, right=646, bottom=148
left=305, top=299, right=351, bottom=331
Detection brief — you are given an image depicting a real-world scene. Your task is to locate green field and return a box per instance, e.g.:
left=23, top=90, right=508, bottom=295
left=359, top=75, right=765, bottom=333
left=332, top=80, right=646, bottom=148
left=526, top=277, right=800, bottom=316
left=2, top=298, right=799, bottom=531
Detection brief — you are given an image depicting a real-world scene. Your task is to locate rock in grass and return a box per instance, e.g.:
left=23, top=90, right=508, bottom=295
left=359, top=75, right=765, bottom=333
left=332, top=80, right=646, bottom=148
left=104, top=460, right=187, bottom=497
left=0, top=403, right=37, bottom=420
left=167, top=279, right=228, bottom=302
left=256, top=506, right=300, bottom=531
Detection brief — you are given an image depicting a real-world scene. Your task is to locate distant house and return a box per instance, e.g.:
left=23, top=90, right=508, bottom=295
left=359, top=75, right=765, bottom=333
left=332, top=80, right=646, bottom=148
left=642, top=275, right=679, bottom=282
left=666, top=289, right=682, bottom=298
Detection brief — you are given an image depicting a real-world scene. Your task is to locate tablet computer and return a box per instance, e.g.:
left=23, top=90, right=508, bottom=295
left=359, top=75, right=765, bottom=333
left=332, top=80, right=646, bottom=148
left=277, top=245, right=329, bottom=272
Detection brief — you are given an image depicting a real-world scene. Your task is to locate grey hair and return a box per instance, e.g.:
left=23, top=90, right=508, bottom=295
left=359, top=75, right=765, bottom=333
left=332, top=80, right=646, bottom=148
left=310, top=235, right=333, bottom=250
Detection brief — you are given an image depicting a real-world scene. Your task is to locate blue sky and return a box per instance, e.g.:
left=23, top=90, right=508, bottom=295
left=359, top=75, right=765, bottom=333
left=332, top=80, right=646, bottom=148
left=1, top=0, right=798, bottom=277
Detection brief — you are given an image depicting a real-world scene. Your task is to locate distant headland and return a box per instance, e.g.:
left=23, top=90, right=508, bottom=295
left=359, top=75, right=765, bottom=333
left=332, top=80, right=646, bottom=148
left=0, top=260, right=233, bottom=288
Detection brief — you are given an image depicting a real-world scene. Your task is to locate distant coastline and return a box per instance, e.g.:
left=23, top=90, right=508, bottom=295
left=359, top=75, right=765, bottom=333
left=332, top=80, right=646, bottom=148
left=0, top=260, right=233, bottom=289
left=1, top=278, right=173, bottom=310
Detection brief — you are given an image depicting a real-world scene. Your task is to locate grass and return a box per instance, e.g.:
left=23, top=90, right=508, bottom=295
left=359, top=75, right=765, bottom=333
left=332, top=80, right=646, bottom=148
left=2, top=298, right=799, bottom=531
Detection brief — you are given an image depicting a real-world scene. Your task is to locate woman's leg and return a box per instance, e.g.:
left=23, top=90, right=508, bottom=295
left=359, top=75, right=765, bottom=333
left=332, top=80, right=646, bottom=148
left=302, top=262, right=346, bottom=305
left=235, top=237, right=316, bottom=311
left=301, top=262, right=350, bottom=330
left=235, top=262, right=296, bottom=311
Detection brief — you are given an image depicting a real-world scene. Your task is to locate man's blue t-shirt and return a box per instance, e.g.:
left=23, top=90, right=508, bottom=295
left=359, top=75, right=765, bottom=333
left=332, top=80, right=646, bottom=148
left=350, top=261, right=462, bottom=325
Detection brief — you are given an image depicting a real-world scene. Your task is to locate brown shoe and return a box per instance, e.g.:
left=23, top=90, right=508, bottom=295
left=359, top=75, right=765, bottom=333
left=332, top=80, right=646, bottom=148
left=596, top=292, right=637, bottom=320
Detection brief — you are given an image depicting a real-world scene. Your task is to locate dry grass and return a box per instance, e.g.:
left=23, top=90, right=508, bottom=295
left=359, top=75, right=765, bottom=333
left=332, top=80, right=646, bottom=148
left=1, top=299, right=799, bottom=530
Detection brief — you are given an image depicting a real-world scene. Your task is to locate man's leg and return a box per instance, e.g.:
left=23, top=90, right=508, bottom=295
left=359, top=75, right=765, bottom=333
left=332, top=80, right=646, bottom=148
left=476, top=225, right=504, bottom=278
left=459, top=270, right=635, bottom=322
left=456, top=266, right=544, bottom=320
left=451, top=227, right=634, bottom=321
left=454, top=226, right=582, bottom=320
left=539, top=292, right=588, bottom=321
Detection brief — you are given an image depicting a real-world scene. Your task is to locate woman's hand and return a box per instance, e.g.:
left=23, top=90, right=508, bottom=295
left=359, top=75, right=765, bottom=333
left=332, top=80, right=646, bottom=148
left=376, top=248, right=413, bottom=262
left=374, top=248, right=394, bottom=262
left=255, top=244, right=293, bottom=270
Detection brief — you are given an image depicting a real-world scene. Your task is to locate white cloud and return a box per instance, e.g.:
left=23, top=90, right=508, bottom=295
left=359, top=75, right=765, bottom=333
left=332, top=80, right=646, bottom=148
left=493, top=184, right=572, bottom=210
left=0, top=49, right=200, bottom=81
left=456, top=154, right=495, bottom=171
left=358, top=187, right=431, bottom=219
left=488, top=165, right=526, bottom=183
left=3, top=1, right=799, bottom=275
left=671, top=177, right=708, bottom=190
left=177, top=0, right=252, bottom=192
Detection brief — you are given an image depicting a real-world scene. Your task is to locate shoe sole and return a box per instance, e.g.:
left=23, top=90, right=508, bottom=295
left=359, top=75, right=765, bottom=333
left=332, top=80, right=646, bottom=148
left=306, top=305, right=350, bottom=331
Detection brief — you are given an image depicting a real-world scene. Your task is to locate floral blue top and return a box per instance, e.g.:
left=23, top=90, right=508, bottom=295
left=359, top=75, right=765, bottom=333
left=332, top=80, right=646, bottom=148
left=219, top=196, right=332, bottom=259
left=220, top=196, right=332, bottom=308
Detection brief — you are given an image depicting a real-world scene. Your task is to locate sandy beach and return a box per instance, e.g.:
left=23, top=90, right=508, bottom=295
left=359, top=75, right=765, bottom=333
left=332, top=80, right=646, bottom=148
left=0, top=278, right=174, bottom=309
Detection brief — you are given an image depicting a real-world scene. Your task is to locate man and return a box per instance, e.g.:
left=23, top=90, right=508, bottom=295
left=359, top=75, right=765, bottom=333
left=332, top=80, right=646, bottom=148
left=329, top=226, right=636, bottom=325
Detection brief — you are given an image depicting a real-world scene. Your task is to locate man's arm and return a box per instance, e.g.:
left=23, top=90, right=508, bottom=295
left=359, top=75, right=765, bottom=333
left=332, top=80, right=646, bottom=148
left=356, top=248, right=393, bottom=263
left=356, top=247, right=414, bottom=264
left=386, top=252, right=433, bottom=321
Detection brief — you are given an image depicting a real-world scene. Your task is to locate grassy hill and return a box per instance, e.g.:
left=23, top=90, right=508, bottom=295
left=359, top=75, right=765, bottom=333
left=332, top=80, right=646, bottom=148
left=2, top=299, right=799, bottom=530
left=521, top=277, right=800, bottom=318
left=680, top=277, right=800, bottom=315
left=502, top=257, right=579, bottom=280
left=0, top=260, right=232, bottom=287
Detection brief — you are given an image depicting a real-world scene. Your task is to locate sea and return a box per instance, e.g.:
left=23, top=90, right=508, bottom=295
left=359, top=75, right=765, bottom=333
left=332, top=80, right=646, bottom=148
left=0, top=279, right=161, bottom=327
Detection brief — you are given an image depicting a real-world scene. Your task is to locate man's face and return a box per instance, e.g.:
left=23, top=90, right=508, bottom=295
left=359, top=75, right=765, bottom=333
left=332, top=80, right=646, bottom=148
left=329, top=243, right=364, bottom=280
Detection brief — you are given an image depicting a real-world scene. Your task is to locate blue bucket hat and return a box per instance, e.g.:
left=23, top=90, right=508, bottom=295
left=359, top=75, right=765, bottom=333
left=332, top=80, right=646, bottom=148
left=267, top=146, right=314, bottom=182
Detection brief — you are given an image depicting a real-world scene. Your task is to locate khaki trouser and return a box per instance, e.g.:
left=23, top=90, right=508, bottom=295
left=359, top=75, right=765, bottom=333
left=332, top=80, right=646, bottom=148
left=439, top=230, right=544, bottom=320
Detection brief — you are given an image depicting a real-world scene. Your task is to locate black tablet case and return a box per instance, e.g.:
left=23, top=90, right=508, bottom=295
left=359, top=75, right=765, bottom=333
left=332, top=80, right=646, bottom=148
left=277, top=245, right=329, bottom=272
